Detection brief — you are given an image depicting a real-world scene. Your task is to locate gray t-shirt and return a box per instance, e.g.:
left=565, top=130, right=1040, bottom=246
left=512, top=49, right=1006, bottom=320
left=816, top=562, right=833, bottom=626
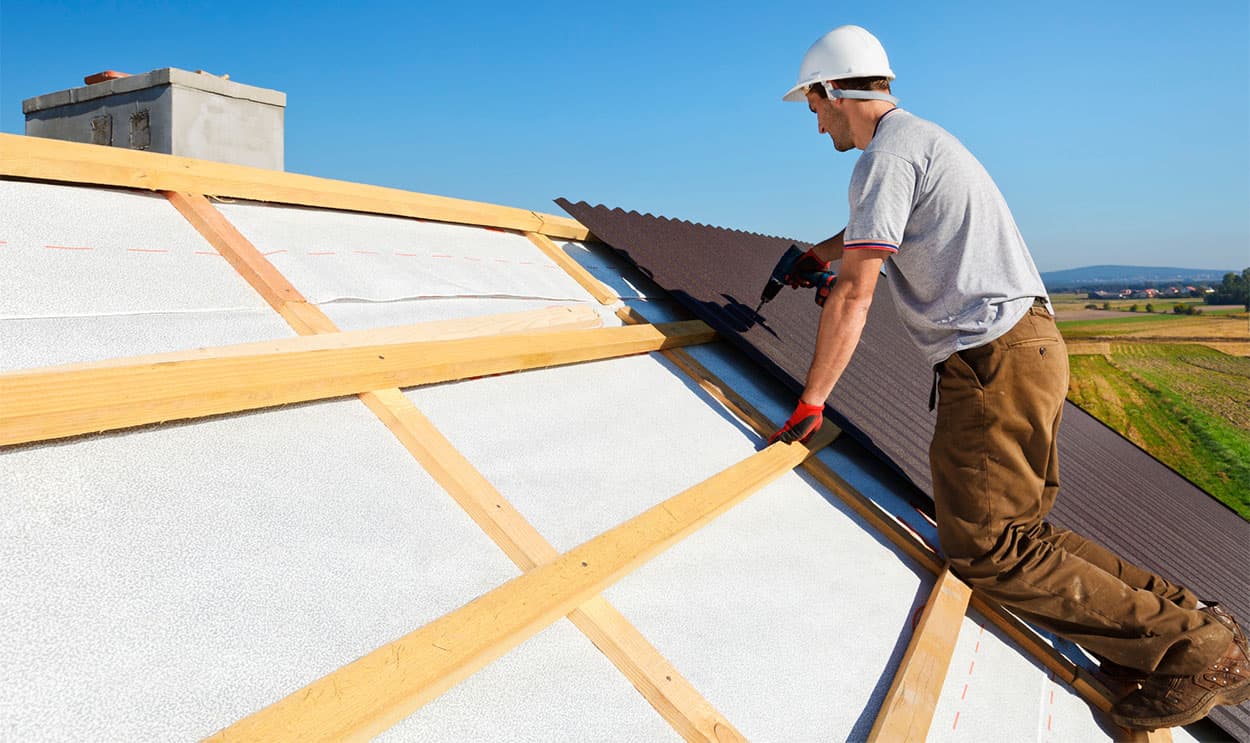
left=844, top=108, right=1049, bottom=366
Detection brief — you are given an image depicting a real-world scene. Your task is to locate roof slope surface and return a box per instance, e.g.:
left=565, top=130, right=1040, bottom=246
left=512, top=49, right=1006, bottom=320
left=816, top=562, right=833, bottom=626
left=0, top=143, right=1224, bottom=740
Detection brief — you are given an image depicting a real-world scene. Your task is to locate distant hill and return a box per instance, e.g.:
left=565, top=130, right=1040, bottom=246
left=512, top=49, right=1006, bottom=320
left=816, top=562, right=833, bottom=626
left=1041, top=265, right=1236, bottom=290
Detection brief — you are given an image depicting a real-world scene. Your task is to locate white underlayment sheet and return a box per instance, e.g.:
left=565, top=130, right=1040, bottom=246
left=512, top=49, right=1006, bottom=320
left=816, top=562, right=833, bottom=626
left=929, top=611, right=1198, bottom=743
left=407, top=354, right=769, bottom=553
left=216, top=202, right=595, bottom=305
left=0, top=310, right=294, bottom=371
left=0, top=179, right=295, bottom=370
left=0, top=180, right=271, bottom=317
left=320, top=296, right=622, bottom=333
left=1, top=400, right=527, bottom=740
left=378, top=620, right=682, bottom=742
left=403, top=354, right=928, bottom=740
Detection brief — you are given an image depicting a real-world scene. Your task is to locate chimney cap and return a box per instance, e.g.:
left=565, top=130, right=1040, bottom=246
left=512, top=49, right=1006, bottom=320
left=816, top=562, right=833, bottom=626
left=84, top=70, right=131, bottom=85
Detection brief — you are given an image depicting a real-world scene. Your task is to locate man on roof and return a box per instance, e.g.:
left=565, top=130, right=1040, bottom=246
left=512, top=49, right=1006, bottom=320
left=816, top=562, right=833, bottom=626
left=769, top=24, right=1249, bottom=731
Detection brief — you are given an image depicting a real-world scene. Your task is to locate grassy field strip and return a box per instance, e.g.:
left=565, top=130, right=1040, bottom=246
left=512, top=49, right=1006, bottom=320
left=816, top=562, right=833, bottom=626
left=1066, top=343, right=1250, bottom=520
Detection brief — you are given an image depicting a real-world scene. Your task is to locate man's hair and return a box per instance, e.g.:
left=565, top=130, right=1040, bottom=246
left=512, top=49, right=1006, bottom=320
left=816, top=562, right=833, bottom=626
left=807, top=76, right=892, bottom=98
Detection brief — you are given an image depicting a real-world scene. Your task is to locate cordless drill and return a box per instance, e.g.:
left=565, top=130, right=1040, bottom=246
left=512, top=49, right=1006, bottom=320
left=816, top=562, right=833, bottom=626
left=754, top=245, right=837, bottom=315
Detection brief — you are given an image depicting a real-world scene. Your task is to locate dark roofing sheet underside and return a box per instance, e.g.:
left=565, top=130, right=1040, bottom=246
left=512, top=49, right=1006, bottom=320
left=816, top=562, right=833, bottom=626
left=558, top=199, right=1250, bottom=738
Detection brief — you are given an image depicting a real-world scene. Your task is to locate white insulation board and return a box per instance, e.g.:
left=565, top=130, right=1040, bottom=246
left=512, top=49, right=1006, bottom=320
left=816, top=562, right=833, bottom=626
left=0, top=180, right=271, bottom=317
left=0, top=310, right=294, bottom=372
left=320, top=296, right=622, bottom=334
left=380, top=620, right=682, bottom=742
left=216, top=202, right=595, bottom=304
left=407, top=354, right=769, bottom=553
left=0, top=179, right=296, bottom=371
left=0, top=399, right=525, bottom=740
left=405, top=353, right=929, bottom=741
left=929, top=610, right=1198, bottom=743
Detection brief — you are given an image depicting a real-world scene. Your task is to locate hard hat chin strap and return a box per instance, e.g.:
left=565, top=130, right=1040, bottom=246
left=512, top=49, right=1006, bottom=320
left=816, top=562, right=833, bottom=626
left=822, top=82, right=898, bottom=105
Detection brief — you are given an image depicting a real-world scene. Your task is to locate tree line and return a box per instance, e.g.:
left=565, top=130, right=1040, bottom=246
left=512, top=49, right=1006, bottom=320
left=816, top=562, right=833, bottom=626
left=1205, top=268, right=1250, bottom=310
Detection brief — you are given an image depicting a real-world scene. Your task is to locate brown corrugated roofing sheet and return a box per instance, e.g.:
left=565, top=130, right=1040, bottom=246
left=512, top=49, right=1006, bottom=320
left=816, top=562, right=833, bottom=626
left=557, top=199, right=1250, bottom=738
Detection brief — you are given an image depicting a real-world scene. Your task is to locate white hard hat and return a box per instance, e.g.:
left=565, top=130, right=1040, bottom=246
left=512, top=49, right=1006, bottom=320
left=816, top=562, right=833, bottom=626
left=782, top=25, right=896, bottom=103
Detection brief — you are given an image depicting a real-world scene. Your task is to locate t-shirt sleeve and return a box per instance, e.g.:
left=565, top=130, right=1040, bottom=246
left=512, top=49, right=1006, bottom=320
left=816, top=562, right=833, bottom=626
left=845, top=150, right=916, bottom=254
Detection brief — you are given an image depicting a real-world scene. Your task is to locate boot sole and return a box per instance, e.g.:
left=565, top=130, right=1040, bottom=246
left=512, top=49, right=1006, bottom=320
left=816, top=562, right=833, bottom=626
left=1110, top=680, right=1250, bottom=731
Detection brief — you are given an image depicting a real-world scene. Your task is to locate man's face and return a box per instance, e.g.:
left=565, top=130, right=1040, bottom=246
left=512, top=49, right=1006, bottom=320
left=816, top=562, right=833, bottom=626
left=806, top=87, right=854, bottom=152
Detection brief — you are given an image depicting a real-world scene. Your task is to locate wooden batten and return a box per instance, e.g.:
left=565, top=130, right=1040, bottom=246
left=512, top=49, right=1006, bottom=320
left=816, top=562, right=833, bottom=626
left=0, top=321, right=716, bottom=446
left=209, top=428, right=838, bottom=741
left=10, top=306, right=601, bottom=375
left=867, top=566, right=973, bottom=742
left=164, top=191, right=307, bottom=311
left=525, top=232, right=619, bottom=305
left=0, top=133, right=588, bottom=239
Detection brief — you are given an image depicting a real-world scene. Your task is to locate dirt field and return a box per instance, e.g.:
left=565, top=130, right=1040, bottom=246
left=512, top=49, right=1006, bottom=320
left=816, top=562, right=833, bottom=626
left=1057, top=311, right=1249, bottom=356
left=1057, top=309, right=1140, bottom=321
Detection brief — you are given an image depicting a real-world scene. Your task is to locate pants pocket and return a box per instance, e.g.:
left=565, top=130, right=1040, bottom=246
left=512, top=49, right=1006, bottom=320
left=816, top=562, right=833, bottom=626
left=931, top=353, right=993, bottom=551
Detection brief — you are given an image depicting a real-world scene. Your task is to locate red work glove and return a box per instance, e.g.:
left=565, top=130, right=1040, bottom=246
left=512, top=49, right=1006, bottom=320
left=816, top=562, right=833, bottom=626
left=785, top=248, right=831, bottom=288
left=768, top=400, right=824, bottom=444
left=814, top=272, right=838, bottom=306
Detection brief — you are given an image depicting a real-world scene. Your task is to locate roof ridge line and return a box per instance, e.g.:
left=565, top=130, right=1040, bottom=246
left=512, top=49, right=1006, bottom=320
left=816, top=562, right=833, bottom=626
left=554, top=198, right=811, bottom=245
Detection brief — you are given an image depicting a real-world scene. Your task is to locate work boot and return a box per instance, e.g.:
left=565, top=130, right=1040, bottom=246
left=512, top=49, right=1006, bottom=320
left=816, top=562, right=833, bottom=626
left=1110, top=638, right=1250, bottom=730
left=1202, top=603, right=1249, bottom=656
left=1097, top=657, right=1148, bottom=691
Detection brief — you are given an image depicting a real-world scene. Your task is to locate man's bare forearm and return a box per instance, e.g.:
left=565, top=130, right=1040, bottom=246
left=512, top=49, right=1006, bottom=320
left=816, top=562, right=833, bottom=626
left=799, top=249, right=883, bottom=405
left=809, top=229, right=845, bottom=264
left=800, top=281, right=872, bottom=404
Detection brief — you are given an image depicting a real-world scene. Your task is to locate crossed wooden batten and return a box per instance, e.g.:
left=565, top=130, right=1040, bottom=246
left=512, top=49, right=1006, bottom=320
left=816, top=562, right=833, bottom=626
left=0, top=134, right=1169, bottom=742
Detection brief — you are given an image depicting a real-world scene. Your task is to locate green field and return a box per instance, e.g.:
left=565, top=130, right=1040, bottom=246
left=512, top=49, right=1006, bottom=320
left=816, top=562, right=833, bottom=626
left=1063, top=340, right=1250, bottom=520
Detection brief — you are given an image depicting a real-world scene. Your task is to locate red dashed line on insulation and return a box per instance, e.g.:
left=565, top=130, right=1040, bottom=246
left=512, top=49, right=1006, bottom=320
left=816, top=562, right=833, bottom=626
left=1044, top=671, right=1056, bottom=740
left=19, top=243, right=561, bottom=272
left=952, top=624, right=985, bottom=731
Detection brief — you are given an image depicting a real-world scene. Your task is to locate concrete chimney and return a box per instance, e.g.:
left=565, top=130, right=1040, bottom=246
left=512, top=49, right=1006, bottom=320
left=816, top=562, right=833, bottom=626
left=23, top=68, right=286, bottom=170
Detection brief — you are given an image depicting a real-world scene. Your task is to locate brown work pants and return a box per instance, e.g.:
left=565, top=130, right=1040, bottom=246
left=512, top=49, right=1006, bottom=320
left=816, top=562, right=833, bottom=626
left=930, top=304, right=1231, bottom=674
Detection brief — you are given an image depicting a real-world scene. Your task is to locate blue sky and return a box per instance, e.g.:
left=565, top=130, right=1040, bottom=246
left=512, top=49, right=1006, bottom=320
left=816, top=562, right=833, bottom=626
left=2, top=1, right=1247, bottom=272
